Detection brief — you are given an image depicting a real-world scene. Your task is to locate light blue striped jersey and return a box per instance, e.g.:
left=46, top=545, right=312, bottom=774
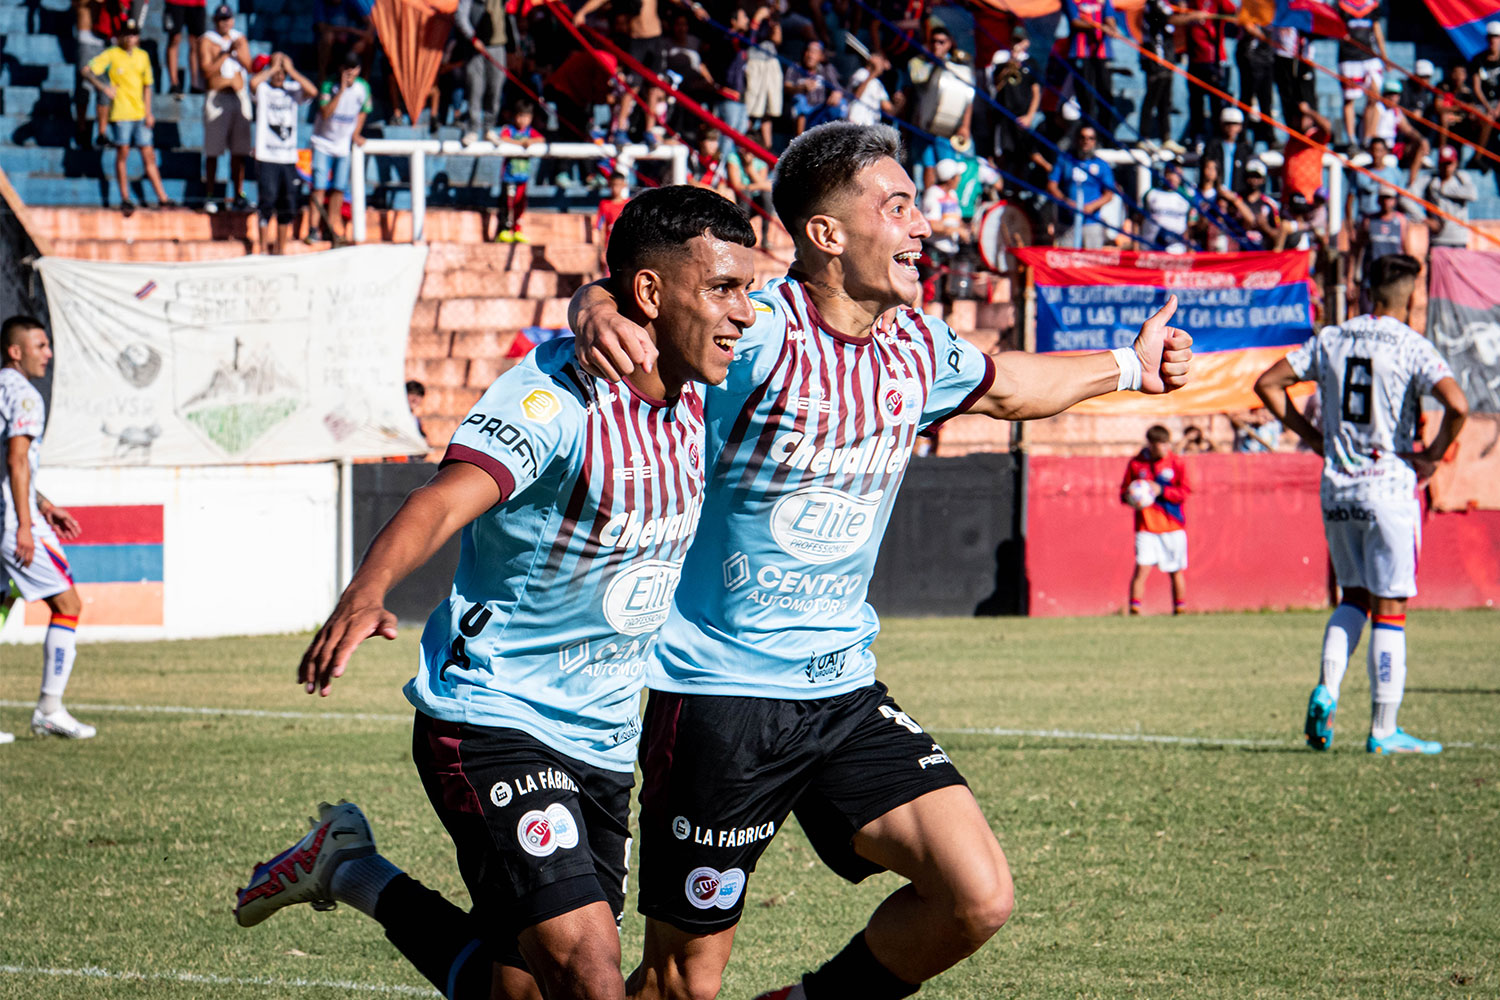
left=406, top=337, right=706, bottom=771
left=653, top=276, right=995, bottom=699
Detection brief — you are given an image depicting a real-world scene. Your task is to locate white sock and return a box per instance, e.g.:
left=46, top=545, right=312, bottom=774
left=38, top=613, right=79, bottom=715
left=1319, top=602, right=1368, bottom=699
left=1367, top=614, right=1407, bottom=739
left=330, top=853, right=403, bottom=917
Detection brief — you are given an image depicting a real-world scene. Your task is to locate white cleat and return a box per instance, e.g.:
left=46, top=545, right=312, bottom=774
left=0, top=730, right=14, bottom=744
left=234, top=800, right=375, bottom=927
left=31, top=707, right=97, bottom=739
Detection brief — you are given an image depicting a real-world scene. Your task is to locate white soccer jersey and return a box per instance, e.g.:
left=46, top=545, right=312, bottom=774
left=1284, top=315, right=1454, bottom=503
left=0, top=367, right=45, bottom=534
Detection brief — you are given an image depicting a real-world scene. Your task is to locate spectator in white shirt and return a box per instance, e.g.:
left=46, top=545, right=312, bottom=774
left=1142, top=160, right=1194, bottom=252
left=251, top=52, right=314, bottom=255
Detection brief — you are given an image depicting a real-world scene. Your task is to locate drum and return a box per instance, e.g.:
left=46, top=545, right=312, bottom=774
left=977, top=200, right=1033, bottom=273
left=917, top=60, right=976, bottom=138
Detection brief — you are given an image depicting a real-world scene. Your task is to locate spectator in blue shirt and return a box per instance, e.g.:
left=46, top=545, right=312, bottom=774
left=1046, top=124, right=1115, bottom=248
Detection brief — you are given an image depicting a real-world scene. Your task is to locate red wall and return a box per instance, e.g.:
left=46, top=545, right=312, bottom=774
left=1026, top=453, right=1500, bottom=617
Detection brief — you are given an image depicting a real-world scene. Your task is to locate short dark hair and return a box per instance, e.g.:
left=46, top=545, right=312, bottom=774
left=512, top=99, right=536, bottom=118
left=1370, top=253, right=1422, bottom=307
left=1146, top=425, right=1171, bottom=444
left=1, top=316, right=44, bottom=353
left=405, top=380, right=426, bottom=397
left=771, top=122, right=902, bottom=241
left=605, top=185, right=756, bottom=288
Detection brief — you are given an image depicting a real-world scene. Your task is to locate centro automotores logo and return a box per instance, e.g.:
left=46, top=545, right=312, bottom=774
left=769, top=488, right=883, bottom=564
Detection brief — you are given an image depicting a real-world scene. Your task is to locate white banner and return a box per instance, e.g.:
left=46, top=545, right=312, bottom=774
left=34, top=245, right=429, bottom=467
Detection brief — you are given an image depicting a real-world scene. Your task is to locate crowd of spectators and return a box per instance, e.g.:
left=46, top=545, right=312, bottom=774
left=66, top=0, right=1491, bottom=284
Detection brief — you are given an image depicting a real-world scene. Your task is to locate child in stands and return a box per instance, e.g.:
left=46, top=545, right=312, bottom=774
left=495, top=100, right=543, bottom=243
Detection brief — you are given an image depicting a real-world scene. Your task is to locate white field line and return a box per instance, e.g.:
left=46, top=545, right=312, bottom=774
left=0, top=964, right=434, bottom=996
left=4, top=699, right=1497, bottom=752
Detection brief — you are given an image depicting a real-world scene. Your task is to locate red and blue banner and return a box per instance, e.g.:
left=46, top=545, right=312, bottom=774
left=1013, top=248, right=1315, bottom=415
left=1427, top=0, right=1500, bottom=58
left=24, top=505, right=164, bottom=627
left=1273, top=0, right=1348, bottom=38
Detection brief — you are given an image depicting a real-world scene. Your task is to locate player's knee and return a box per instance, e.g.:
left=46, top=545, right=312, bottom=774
left=952, top=884, right=1012, bottom=950
left=49, top=589, right=82, bottom=618
left=668, top=962, right=724, bottom=1000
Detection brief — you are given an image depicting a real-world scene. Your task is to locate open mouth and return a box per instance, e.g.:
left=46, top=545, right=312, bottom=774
left=894, top=250, right=922, bottom=275
left=713, top=335, right=737, bottom=359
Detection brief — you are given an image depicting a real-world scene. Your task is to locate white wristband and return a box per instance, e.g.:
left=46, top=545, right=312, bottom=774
left=1111, top=347, right=1143, bottom=392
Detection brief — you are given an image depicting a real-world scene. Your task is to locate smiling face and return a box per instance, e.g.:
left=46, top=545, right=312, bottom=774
left=6, top=325, right=51, bottom=380
left=821, top=156, right=931, bottom=311
left=646, top=235, right=758, bottom=390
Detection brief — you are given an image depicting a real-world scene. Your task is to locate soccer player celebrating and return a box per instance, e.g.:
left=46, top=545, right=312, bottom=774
left=0, top=315, right=92, bottom=742
left=569, top=122, right=1192, bottom=1000
left=233, top=187, right=757, bottom=1000
left=1122, top=425, right=1190, bottom=615
left=1255, top=253, right=1469, bottom=755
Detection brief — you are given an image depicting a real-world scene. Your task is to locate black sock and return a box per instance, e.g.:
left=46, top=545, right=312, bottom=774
left=373, top=874, right=494, bottom=1000
left=802, top=932, right=919, bottom=1000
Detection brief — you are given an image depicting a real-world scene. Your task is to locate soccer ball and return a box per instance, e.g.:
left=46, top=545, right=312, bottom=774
left=1126, top=479, right=1157, bottom=509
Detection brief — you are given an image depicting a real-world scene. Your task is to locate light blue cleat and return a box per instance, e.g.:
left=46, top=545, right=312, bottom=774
left=1367, top=728, right=1443, bottom=755
left=1304, top=684, right=1337, bottom=751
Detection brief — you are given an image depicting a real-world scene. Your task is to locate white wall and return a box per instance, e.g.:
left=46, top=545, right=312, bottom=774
left=1, top=464, right=340, bottom=643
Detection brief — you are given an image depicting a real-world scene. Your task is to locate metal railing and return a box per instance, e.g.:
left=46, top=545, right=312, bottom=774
left=349, top=139, right=690, bottom=243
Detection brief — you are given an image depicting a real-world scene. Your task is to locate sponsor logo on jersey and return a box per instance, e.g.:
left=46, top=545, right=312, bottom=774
left=685, top=866, right=747, bottom=910
left=520, top=389, right=561, bottom=424
left=791, top=396, right=836, bottom=414
left=516, top=803, right=581, bottom=857
left=769, top=487, right=883, bottom=564
left=805, top=647, right=848, bottom=683
left=616, top=461, right=656, bottom=481
left=737, top=564, right=865, bottom=615
left=459, top=412, right=538, bottom=478
left=602, top=559, right=682, bottom=635
left=882, top=385, right=905, bottom=420
left=558, top=635, right=656, bottom=678
left=672, top=816, right=692, bottom=840
left=918, top=743, right=952, bottom=769
left=599, top=495, right=704, bottom=552
left=768, top=432, right=908, bottom=478
left=490, top=781, right=513, bottom=807
left=723, top=551, right=750, bottom=591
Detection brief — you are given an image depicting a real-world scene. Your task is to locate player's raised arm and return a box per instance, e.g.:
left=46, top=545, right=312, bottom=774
left=1254, top=358, right=1324, bottom=455
left=966, top=295, right=1192, bottom=420
left=299, top=462, right=499, bottom=696
left=569, top=279, right=657, bottom=380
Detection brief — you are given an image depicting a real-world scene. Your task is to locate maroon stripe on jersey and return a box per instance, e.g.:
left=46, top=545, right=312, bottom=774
left=723, top=310, right=801, bottom=488
left=441, top=445, right=517, bottom=502
left=907, top=310, right=942, bottom=370
left=926, top=354, right=997, bottom=432
left=545, top=407, right=597, bottom=572
left=579, top=391, right=631, bottom=565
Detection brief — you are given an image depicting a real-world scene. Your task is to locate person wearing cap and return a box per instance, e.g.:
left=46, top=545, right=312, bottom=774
left=454, top=0, right=509, bottom=147
left=1204, top=106, right=1250, bottom=195
left=83, top=18, right=173, bottom=215
left=1047, top=123, right=1115, bottom=249
left=1060, top=0, right=1120, bottom=123
left=1180, top=0, right=1235, bottom=148
left=1279, top=186, right=1328, bottom=254
left=1241, top=159, right=1282, bottom=249
left=1400, top=59, right=1439, bottom=144
left=1424, top=145, right=1478, bottom=254
left=1362, top=76, right=1430, bottom=172
left=1335, top=0, right=1388, bottom=149
left=198, top=4, right=253, bottom=215
left=74, top=0, right=140, bottom=149
left=163, top=0, right=208, bottom=94
left=906, top=24, right=975, bottom=151
left=250, top=51, right=315, bottom=254
left=1141, top=160, right=1195, bottom=252
left=922, top=159, right=966, bottom=290
left=1470, top=21, right=1500, bottom=117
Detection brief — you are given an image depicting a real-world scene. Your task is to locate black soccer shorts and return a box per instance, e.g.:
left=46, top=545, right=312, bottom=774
left=411, top=711, right=633, bottom=967
left=635, top=681, right=968, bottom=933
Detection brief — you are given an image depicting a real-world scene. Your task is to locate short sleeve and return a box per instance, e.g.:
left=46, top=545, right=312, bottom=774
left=89, top=49, right=113, bottom=77
left=918, top=314, right=996, bottom=430
left=360, top=80, right=374, bottom=113
left=319, top=80, right=334, bottom=105
left=141, top=54, right=153, bottom=87
left=1283, top=331, right=1323, bottom=381
left=441, top=371, right=580, bottom=503
left=1098, top=159, right=1116, bottom=188
left=711, top=289, right=789, bottom=402
left=5, top=382, right=45, bottom=440
left=1048, top=157, right=1066, bottom=185
left=1414, top=338, right=1455, bottom=395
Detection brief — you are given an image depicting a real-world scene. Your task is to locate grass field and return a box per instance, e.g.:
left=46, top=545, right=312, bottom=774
left=2, top=611, right=1497, bottom=999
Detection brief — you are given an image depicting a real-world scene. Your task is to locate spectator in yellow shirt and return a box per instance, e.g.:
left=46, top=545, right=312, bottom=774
left=83, top=19, right=172, bottom=215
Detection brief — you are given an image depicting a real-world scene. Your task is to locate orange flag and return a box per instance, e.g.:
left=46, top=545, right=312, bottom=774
left=371, top=0, right=458, bottom=124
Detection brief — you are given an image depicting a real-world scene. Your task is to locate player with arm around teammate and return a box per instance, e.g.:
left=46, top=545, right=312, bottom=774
left=0, top=316, right=92, bottom=743
left=568, top=122, right=1192, bottom=1000
left=1255, top=253, right=1469, bottom=755
left=232, top=187, right=758, bottom=1000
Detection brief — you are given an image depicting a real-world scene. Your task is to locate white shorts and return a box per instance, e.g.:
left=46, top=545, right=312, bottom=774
left=1323, top=498, right=1420, bottom=599
left=1135, top=530, right=1188, bottom=573
left=1339, top=58, right=1383, bottom=100
left=1, top=519, right=74, bottom=602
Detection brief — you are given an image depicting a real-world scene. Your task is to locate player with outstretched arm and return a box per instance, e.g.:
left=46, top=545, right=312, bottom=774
left=1256, top=253, right=1468, bottom=755
left=233, top=187, right=757, bottom=1000
left=569, top=122, right=1192, bottom=1000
